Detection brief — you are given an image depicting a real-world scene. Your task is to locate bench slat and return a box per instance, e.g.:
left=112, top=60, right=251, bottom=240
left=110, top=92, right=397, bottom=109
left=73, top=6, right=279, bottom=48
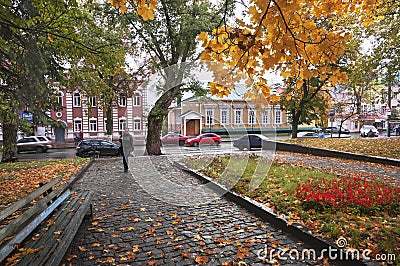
left=18, top=192, right=87, bottom=265
left=0, top=190, right=71, bottom=263
left=46, top=191, right=94, bottom=266
left=0, top=177, right=63, bottom=222
left=16, top=191, right=93, bottom=266
left=0, top=182, right=68, bottom=244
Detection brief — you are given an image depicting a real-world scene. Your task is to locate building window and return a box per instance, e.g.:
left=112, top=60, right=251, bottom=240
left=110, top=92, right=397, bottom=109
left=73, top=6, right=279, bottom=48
left=134, top=118, right=141, bottom=131
left=275, top=109, right=282, bottom=125
left=73, top=93, right=81, bottom=107
left=220, top=109, right=228, bottom=125
left=104, top=119, right=107, bottom=132
left=262, top=109, right=270, bottom=125
left=205, top=109, right=214, bottom=126
left=134, top=92, right=141, bottom=106
left=248, top=110, right=256, bottom=125
left=119, top=95, right=126, bottom=107
left=88, top=96, right=97, bottom=107
left=234, top=109, right=243, bottom=125
left=119, top=118, right=126, bottom=131
left=89, top=119, right=97, bottom=132
left=57, top=92, right=63, bottom=106
left=74, top=120, right=82, bottom=132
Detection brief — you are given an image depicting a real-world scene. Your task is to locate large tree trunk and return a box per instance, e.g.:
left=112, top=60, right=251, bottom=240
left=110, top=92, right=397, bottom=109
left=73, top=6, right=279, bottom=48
left=146, top=86, right=181, bottom=155
left=106, top=100, right=113, bottom=136
left=291, top=110, right=301, bottom=138
left=1, top=119, right=18, bottom=162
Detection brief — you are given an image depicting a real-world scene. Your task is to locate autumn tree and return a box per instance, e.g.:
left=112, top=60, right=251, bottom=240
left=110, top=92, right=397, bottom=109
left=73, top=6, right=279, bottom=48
left=0, top=0, right=115, bottom=161
left=279, top=77, right=330, bottom=138
left=370, top=1, right=400, bottom=123
left=111, top=0, right=234, bottom=155
left=198, top=0, right=386, bottom=136
left=65, top=2, right=149, bottom=136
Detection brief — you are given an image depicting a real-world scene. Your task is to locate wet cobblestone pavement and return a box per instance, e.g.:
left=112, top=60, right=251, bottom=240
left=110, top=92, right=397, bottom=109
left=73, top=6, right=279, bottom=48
left=62, top=156, right=319, bottom=265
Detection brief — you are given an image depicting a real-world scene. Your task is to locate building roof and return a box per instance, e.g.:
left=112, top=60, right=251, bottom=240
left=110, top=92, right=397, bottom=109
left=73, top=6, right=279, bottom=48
left=182, top=84, right=250, bottom=103
left=179, top=110, right=204, bottom=118
left=209, top=83, right=248, bottom=101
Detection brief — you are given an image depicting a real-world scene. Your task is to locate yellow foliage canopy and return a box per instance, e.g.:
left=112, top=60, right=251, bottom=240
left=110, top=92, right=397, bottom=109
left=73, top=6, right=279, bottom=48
left=109, top=0, right=156, bottom=20
left=198, top=0, right=383, bottom=98
left=109, top=0, right=383, bottom=102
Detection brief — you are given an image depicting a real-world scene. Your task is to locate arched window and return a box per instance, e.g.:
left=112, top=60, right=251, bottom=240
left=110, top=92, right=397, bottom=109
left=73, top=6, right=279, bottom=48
left=89, top=119, right=97, bottom=132
left=88, top=96, right=97, bottom=107
left=119, top=94, right=126, bottom=107
left=134, top=118, right=141, bottom=131
left=57, top=91, right=64, bottom=106
left=134, top=92, right=141, bottom=106
left=119, top=118, right=127, bottom=131
left=73, top=93, right=81, bottom=107
left=74, top=119, right=82, bottom=132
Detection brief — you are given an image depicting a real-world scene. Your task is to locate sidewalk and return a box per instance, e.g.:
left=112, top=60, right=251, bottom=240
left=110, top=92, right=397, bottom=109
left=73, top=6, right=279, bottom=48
left=62, top=156, right=318, bottom=265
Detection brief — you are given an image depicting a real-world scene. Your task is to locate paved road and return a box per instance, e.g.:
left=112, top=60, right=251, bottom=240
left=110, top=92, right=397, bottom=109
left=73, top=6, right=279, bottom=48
left=13, top=148, right=77, bottom=161
left=62, top=157, right=320, bottom=265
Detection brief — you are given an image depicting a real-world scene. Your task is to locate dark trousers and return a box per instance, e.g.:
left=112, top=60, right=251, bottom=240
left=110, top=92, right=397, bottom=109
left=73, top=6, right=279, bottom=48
left=122, top=154, right=128, bottom=171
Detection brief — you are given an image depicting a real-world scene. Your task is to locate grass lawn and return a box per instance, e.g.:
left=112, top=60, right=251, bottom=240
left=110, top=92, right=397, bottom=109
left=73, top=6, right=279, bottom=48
left=182, top=154, right=400, bottom=262
left=0, top=158, right=89, bottom=211
left=282, top=137, right=400, bottom=160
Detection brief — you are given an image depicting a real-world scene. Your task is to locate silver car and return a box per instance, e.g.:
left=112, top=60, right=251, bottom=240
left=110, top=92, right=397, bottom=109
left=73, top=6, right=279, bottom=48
left=360, top=125, right=379, bottom=137
left=16, top=136, right=52, bottom=153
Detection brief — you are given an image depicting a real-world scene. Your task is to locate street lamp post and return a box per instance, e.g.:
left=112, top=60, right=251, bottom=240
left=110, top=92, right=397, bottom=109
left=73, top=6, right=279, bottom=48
left=250, top=110, right=254, bottom=133
left=387, top=82, right=392, bottom=137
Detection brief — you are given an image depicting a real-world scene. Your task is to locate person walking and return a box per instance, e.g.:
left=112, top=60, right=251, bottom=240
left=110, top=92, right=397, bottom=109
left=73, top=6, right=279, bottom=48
left=119, top=129, right=134, bottom=172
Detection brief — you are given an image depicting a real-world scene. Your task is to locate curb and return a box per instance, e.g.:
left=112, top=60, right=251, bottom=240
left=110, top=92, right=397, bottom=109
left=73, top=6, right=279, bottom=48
left=174, top=161, right=378, bottom=266
left=272, top=141, right=400, bottom=167
left=67, top=158, right=95, bottom=188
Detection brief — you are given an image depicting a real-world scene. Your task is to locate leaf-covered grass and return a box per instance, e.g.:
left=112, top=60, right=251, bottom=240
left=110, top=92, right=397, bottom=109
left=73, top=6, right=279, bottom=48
left=282, top=137, right=400, bottom=160
left=0, top=158, right=89, bottom=210
left=183, top=154, right=400, bottom=260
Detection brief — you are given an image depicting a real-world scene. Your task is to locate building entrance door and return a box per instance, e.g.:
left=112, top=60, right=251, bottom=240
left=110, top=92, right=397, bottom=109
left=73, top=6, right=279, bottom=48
left=55, top=127, right=65, bottom=143
left=186, top=119, right=200, bottom=136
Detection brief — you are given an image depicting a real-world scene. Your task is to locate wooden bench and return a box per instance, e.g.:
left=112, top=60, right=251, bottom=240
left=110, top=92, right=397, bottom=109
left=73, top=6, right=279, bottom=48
left=0, top=176, right=93, bottom=266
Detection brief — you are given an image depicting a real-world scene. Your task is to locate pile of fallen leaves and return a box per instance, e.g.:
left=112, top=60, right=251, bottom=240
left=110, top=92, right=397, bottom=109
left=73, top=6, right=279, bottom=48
left=0, top=159, right=89, bottom=211
left=283, top=137, right=400, bottom=159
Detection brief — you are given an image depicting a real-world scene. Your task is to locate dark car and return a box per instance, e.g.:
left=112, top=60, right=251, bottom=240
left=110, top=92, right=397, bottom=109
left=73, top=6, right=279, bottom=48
left=185, top=133, right=222, bottom=147
left=16, top=136, right=52, bottom=153
left=161, top=133, right=189, bottom=146
left=233, top=134, right=269, bottom=150
left=76, top=139, right=121, bottom=157
left=325, top=126, right=350, bottom=134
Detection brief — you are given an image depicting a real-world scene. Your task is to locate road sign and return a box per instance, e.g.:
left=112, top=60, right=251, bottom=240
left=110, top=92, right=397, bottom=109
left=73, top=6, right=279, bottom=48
left=329, top=108, right=335, bottom=117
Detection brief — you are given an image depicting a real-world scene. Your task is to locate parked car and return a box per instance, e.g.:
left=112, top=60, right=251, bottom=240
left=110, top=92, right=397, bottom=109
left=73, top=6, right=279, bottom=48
left=325, top=126, right=350, bottom=134
left=160, top=133, right=188, bottom=146
left=297, top=131, right=319, bottom=138
left=76, top=139, right=121, bottom=157
left=360, top=125, right=379, bottom=137
left=233, top=134, right=270, bottom=150
left=16, top=136, right=52, bottom=153
left=185, top=133, right=222, bottom=147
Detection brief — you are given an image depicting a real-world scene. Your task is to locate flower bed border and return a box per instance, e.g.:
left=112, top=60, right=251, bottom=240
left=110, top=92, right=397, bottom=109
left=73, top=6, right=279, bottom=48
left=273, top=141, right=400, bottom=167
left=174, top=161, right=378, bottom=266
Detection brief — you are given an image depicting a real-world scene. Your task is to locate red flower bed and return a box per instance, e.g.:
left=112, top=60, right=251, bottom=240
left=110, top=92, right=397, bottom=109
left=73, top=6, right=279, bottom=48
left=295, top=176, right=400, bottom=213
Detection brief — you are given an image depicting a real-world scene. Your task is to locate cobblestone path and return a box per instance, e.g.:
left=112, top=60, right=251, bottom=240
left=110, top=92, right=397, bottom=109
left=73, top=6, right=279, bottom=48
left=62, top=156, right=318, bottom=265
